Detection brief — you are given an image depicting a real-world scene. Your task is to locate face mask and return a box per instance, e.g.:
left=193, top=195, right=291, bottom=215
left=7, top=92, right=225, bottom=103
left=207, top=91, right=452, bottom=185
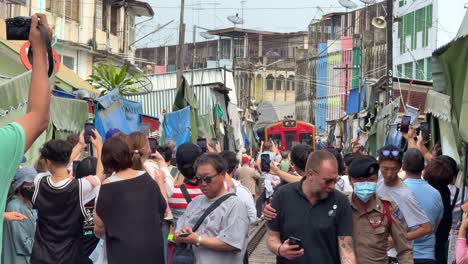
left=353, top=181, right=377, bottom=203
left=20, top=188, right=35, bottom=202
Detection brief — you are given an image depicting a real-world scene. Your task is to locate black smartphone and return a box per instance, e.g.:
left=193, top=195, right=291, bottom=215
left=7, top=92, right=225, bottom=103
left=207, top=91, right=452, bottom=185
left=400, top=115, right=411, bottom=133
left=261, top=154, right=271, bottom=172
left=197, top=138, right=207, bottom=153
left=418, top=122, right=430, bottom=141
left=148, top=138, right=158, bottom=154
left=179, top=232, right=190, bottom=238
left=288, top=236, right=302, bottom=250
left=72, top=160, right=80, bottom=178
left=84, top=122, right=95, bottom=144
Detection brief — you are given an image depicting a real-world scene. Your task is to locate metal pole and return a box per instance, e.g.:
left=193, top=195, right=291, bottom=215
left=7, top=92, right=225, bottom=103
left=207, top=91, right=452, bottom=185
left=191, top=25, right=196, bottom=89
left=386, top=0, right=394, bottom=104
left=176, top=0, right=186, bottom=88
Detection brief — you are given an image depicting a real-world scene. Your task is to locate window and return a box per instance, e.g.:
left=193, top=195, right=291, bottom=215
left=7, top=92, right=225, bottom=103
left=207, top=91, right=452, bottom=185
left=299, top=133, right=313, bottom=145
left=62, top=55, right=75, bottom=71
left=276, top=75, right=284, bottom=91
left=404, top=62, right=413, bottom=79
left=46, top=0, right=80, bottom=22
left=415, top=59, right=425, bottom=80
left=426, top=58, right=432, bottom=80
left=268, top=134, right=282, bottom=148
left=111, top=7, right=119, bottom=35
left=266, top=75, right=274, bottom=90
left=397, top=64, right=403, bottom=77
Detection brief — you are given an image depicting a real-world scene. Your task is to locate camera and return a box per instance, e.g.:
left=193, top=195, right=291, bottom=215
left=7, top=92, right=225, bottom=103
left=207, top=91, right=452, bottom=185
left=6, top=16, right=32, bottom=40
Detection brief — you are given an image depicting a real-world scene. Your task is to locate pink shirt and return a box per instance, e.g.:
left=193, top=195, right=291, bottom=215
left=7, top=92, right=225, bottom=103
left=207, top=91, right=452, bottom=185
left=456, top=238, right=468, bottom=264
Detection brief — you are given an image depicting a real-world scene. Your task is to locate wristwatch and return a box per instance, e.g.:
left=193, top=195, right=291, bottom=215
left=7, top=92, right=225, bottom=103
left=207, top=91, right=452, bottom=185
left=196, top=235, right=202, bottom=247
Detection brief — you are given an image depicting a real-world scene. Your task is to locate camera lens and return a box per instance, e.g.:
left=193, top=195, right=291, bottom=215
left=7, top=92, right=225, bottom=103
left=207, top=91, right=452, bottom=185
left=14, top=18, right=25, bottom=26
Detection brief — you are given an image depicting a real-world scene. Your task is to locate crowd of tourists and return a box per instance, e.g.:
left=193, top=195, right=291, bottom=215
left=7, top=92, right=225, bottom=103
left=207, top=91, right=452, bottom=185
left=2, top=14, right=468, bottom=264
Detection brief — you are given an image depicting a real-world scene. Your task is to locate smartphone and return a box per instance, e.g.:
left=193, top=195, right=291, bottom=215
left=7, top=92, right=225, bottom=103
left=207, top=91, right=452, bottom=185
left=179, top=232, right=190, bottom=238
left=197, top=138, right=207, bottom=153
left=418, top=122, right=430, bottom=141
left=261, top=154, right=271, bottom=172
left=84, top=122, right=95, bottom=144
left=148, top=138, right=158, bottom=154
left=288, top=236, right=302, bottom=250
left=400, top=115, right=411, bottom=133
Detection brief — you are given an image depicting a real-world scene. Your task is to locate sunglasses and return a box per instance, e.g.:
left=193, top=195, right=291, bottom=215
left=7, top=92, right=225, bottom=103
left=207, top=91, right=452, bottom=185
left=324, top=177, right=341, bottom=185
left=381, top=150, right=401, bottom=157
left=194, top=174, right=220, bottom=184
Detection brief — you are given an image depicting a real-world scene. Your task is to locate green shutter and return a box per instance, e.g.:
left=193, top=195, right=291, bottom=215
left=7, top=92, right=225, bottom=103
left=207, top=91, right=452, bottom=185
left=426, top=58, right=432, bottom=80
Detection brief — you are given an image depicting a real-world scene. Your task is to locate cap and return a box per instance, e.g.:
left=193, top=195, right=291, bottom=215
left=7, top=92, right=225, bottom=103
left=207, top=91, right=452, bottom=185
left=242, top=155, right=250, bottom=164
left=15, top=167, right=37, bottom=189
left=348, top=156, right=379, bottom=179
left=105, top=128, right=121, bottom=139
left=176, top=142, right=201, bottom=168
left=21, top=156, right=27, bottom=163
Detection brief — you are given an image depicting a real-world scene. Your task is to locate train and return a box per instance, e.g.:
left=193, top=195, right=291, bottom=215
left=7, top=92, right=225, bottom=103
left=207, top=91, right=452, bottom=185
left=257, top=120, right=316, bottom=151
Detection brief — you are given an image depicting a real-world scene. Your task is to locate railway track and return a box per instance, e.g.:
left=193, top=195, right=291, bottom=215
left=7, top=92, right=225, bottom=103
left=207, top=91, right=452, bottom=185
left=247, top=220, right=267, bottom=256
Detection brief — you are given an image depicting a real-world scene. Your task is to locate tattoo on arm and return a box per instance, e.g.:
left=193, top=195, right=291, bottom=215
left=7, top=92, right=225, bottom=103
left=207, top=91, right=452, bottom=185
left=338, top=236, right=357, bottom=264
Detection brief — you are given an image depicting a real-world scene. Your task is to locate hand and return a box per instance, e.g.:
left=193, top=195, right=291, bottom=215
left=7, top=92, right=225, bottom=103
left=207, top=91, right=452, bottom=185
left=269, top=162, right=280, bottom=176
left=416, top=131, right=425, bottom=148
left=263, top=203, right=277, bottom=221
left=90, top=129, right=103, bottom=149
left=387, top=237, right=394, bottom=250
left=29, top=14, right=53, bottom=52
left=278, top=240, right=304, bottom=260
left=150, top=151, right=165, bottom=163
left=402, top=125, right=416, bottom=140
left=4, top=212, right=28, bottom=221
left=78, top=130, right=86, bottom=147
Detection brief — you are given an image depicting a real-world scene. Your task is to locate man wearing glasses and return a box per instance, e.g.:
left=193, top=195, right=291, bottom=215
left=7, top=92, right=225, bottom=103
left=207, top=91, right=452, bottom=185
left=266, top=150, right=356, bottom=264
left=175, top=153, right=249, bottom=264
left=376, top=145, right=432, bottom=263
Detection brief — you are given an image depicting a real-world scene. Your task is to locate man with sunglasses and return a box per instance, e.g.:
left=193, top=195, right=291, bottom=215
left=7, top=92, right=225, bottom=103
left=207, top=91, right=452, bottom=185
left=266, top=150, right=356, bottom=264
left=175, top=153, right=249, bottom=264
left=376, top=145, right=432, bottom=263
left=347, top=156, right=413, bottom=264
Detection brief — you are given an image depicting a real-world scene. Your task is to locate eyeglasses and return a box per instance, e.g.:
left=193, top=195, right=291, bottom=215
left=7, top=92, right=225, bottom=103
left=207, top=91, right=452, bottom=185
left=324, top=177, right=341, bottom=185
left=194, top=174, right=220, bottom=184
left=381, top=150, right=401, bottom=158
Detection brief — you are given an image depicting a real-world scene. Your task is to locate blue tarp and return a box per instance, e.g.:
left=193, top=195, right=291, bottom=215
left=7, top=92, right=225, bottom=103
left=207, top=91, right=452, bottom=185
left=346, top=89, right=360, bottom=115
left=95, top=101, right=131, bottom=137
left=52, top=89, right=76, bottom=99
left=119, top=98, right=142, bottom=132
left=163, top=106, right=191, bottom=148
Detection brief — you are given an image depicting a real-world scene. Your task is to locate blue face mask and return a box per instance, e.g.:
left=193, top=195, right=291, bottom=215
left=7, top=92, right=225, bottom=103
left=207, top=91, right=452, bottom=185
left=353, top=181, right=377, bottom=203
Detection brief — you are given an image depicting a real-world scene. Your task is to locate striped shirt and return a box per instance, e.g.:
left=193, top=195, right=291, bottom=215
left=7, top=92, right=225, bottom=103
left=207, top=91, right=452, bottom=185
left=169, top=183, right=203, bottom=227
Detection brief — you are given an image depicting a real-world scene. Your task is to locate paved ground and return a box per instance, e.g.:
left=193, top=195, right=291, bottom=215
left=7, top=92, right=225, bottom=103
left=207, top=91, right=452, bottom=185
left=249, top=233, right=276, bottom=264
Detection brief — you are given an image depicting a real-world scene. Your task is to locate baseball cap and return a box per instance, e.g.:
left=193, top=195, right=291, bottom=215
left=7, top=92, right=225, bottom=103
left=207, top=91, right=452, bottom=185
left=105, top=128, right=121, bottom=139
left=15, top=167, right=37, bottom=189
left=242, top=155, right=250, bottom=164
left=348, top=156, right=379, bottom=179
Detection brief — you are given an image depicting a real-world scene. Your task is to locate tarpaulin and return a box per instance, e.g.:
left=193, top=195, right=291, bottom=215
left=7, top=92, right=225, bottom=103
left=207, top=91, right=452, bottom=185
left=346, top=89, right=360, bottom=115
left=163, top=106, right=191, bottom=148
left=119, top=98, right=142, bottom=132
left=94, top=101, right=131, bottom=137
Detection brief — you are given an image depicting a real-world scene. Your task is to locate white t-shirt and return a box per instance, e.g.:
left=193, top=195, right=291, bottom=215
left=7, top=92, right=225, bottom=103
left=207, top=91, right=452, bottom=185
left=144, top=160, right=174, bottom=197
left=232, top=179, right=257, bottom=224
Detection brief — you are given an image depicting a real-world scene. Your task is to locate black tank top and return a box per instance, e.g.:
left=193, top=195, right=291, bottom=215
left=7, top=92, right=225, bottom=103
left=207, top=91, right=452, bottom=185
left=31, top=176, right=88, bottom=264
left=96, top=173, right=166, bottom=264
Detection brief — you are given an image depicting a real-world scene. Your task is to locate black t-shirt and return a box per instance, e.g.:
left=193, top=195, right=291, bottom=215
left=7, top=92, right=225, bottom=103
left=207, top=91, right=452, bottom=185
left=268, top=178, right=353, bottom=264
left=435, top=186, right=452, bottom=263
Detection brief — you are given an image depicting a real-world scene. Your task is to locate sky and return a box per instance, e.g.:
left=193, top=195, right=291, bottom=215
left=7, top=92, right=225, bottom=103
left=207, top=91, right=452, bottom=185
left=135, top=0, right=467, bottom=48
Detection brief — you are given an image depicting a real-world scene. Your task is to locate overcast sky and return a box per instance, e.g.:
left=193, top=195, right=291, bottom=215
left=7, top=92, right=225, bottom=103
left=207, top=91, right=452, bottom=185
left=135, top=0, right=467, bottom=48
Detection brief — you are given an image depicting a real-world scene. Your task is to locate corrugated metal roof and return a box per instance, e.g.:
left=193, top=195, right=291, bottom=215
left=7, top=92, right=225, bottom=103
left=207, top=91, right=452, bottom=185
left=145, top=67, right=237, bottom=105
left=126, top=84, right=219, bottom=118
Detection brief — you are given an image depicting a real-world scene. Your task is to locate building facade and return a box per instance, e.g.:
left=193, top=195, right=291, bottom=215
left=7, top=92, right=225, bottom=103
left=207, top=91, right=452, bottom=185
left=393, top=0, right=437, bottom=81
left=0, top=0, right=153, bottom=80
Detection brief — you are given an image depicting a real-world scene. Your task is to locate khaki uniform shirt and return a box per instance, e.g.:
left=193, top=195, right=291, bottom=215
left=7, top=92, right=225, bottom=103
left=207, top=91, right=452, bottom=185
left=349, top=195, right=414, bottom=264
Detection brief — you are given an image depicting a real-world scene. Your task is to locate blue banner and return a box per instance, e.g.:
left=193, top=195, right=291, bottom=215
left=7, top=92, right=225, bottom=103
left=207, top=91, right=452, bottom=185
left=163, top=106, right=191, bottom=148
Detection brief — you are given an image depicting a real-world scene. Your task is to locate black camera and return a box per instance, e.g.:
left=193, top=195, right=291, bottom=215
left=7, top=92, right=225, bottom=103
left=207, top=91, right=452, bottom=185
left=6, top=16, right=32, bottom=40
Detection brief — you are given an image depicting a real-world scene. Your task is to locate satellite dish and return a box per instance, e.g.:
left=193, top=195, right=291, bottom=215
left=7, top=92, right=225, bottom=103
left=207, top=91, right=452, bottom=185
left=338, top=0, right=358, bottom=9
left=227, top=13, right=245, bottom=25
left=199, top=32, right=215, bottom=39
left=359, top=0, right=376, bottom=4
left=371, top=16, right=387, bottom=29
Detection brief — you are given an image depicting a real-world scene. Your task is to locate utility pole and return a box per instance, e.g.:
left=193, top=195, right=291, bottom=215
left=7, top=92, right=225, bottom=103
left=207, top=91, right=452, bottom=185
left=386, top=0, right=394, bottom=104
left=176, top=0, right=186, bottom=88
left=334, top=64, right=359, bottom=115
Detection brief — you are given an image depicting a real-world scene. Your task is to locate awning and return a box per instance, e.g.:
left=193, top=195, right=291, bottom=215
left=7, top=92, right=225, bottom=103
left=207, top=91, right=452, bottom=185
left=375, top=97, right=401, bottom=122
left=112, top=0, right=154, bottom=17
left=424, top=89, right=452, bottom=122
left=346, top=89, right=360, bottom=115
left=0, top=39, right=98, bottom=94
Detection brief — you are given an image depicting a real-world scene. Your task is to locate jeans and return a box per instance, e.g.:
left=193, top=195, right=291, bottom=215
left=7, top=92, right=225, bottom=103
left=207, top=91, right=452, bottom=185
left=162, top=220, right=171, bottom=264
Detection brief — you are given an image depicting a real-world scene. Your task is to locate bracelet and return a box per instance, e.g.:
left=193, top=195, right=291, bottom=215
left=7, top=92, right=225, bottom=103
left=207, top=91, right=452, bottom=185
left=277, top=244, right=282, bottom=257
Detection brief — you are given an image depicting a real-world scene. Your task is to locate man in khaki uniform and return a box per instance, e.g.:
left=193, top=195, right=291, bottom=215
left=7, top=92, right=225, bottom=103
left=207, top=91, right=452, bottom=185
left=348, top=156, right=413, bottom=264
